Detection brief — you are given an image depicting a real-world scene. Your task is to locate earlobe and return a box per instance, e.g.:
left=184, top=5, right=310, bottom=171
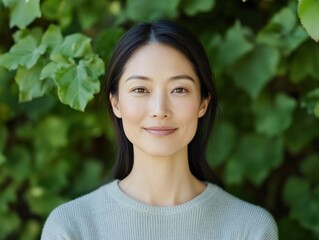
left=198, top=105, right=207, bottom=118
left=198, top=95, right=211, bottom=118
left=109, top=94, right=122, bottom=118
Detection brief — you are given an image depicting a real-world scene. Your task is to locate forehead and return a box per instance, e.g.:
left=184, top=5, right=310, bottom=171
left=121, top=43, right=198, bottom=80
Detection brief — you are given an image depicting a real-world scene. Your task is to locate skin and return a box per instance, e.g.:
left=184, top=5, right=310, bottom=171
left=110, top=43, right=210, bottom=206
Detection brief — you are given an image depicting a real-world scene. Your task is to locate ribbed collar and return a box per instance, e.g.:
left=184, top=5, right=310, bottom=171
left=103, top=180, right=218, bottom=216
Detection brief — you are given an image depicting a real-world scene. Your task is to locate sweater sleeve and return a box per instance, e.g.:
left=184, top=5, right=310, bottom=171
left=260, top=214, right=278, bottom=240
left=214, top=186, right=279, bottom=240
left=248, top=207, right=278, bottom=240
left=41, top=207, right=77, bottom=240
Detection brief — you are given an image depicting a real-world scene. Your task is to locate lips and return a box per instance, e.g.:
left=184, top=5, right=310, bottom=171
left=144, top=126, right=177, bottom=136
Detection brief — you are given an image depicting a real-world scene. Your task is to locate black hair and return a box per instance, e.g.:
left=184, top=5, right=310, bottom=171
left=105, top=19, right=221, bottom=185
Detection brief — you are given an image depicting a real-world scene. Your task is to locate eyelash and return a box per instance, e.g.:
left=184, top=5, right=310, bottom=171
left=132, top=88, right=148, bottom=94
left=131, top=87, right=188, bottom=94
left=171, top=87, right=188, bottom=94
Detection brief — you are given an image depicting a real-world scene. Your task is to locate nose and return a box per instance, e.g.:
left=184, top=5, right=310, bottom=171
left=150, top=92, right=170, bottom=119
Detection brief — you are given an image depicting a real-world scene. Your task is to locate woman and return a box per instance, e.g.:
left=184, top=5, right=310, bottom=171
left=41, top=20, right=278, bottom=240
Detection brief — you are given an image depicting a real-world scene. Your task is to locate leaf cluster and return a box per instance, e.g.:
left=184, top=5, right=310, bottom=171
left=0, top=0, right=318, bottom=239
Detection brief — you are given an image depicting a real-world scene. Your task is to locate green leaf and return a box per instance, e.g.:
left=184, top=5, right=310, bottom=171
left=75, top=112, right=105, bottom=138
left=0, top=125, right=6, bottom=163
left=278, top=217, right=315, bottom=240
left=0, top=103, right=10, bottom=123
left=285, top=110, right=319, bottom=154
left=225, top=134, right=283, bottom=185
left=298, top=0, right=319, bottom=42
left=301, top=154, right=319, bottom=184
left=229, top=44, right=279, bottom=98
left=0, top=68, right=18, bottom=122
left=224, top=156, right=246, bottom=185
left=51, top=33, right=93, bottom=59
left=182, top=0, right=215, bottom=16
left=0, top=211, right=20, bottom=239
left=80, top=56, right=105, bottom=79
left=289, top=40, right=319, bottom=83
left=283, top=176, right=310, bottom=210
left=0, top=36, right=46, bottom=70
left=40, top=62, right=58, bottom=80
left=46, top=33, right=104, bottom=111
left=95, top=27, right=124, bottom=62
left=0, top=124, right=8, bottom=151
left=41, top=0, right=72, bottom=28
left=54, top=60, right=101, bottom=111
left=14, top=121, right=33, bottom=140
left=25, top=187, right=66, bottom=216
left=33, top=116, right=69, bottom=167
left=314, top=102, right=319, bottom=117
left=20, top=96, right=56, bottom=120
left=253, top=93, right=297, bottom=137
left=15, top=62, right=52, bottom=102
left=283, top=176, right=319, bottom=234
left=13, top=27, right=43, bottom=43
left=2, top=0, right=41, bottom=29
left=257, top=7, right=308, bottom=56
left=20, top=220, right=41, bottom=240
left=0, top=185, right=16, bottom=213
left=214, top=21, right=254, bottom=71
left=34, top=116, right=69, bottom=149
left=76, top=1, right=107, bottom=30
left=7, top=145, right=32, bottom=183
left=72, top=160, right=103, bottom=196
left=301, top=88, right=319, bottom=118
left=0, top=153, right=6, bottom=166
left=41, top=25, right=63, bottom=50
left=38, top=160, right=71, bottom=192
left=207, top=122, right=237, bottom=167
left=123, top=0, right=180, bottom=21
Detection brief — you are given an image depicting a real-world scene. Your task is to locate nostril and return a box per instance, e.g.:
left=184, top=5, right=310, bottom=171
left=152, top=113, right=168, bottom=118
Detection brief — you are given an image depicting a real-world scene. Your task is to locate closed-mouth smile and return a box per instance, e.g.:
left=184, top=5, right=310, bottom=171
left=144, top=127, right=177, bottom=136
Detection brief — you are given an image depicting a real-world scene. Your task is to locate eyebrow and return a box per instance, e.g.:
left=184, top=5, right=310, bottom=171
left=125, top=74, right=195, bottom=82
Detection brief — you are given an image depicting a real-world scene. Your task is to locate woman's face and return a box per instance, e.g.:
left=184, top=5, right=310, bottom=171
left=110, top=43, right=209, bottom=158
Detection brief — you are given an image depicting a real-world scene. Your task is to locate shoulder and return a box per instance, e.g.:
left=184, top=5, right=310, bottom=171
left=41, top=181, right=113, bottom=239
left=205, top=184, right=278, bottom=239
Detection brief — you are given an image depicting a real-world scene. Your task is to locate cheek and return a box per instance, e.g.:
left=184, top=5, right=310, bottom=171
left=175, top=100, right=200, bottom=122
left=119, top=97, right=145, bottom=124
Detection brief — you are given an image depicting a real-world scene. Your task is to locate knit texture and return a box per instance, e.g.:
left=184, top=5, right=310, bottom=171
left=41, top=180, right=278, bottom=240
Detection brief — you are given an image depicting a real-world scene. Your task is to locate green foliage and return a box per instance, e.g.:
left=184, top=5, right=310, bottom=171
left=224, top=134, right=283, bottom=186
left=230, top=44, right=279, bottom=98
left=283, top=172, right=319, bottom=234
left=212, top=21, right=254, bottom=73
left=132, top=0, right=178, bottom=19
left=0, top=0, right=319, bottom=239
left=253, top=94, right=296, bottom=137
left=2, top=0, right=41, bottom=29
left=48, top=33, right=103, bottom=111
left=182, top=0, right=215, bottom=16
left=302, top=87, right=319, bottom=118
left=0, top=23, right=104, bottom=111
left=298, top=0, right=319, bottom=42
left=0, top=36, right=46, bottom=70
left=257, top=7, right=308, bottom=56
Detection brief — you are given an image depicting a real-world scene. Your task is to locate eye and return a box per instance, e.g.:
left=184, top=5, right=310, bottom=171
left=132, top=88, right=148, bottom=94
left=172, top=88, right=188, bottom=94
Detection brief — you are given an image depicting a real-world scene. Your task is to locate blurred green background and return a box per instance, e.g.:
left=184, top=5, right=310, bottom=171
left=0, top=0, right=319, bottom=239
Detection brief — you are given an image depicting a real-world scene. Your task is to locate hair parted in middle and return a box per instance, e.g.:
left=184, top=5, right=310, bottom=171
left=105, top=19, right=221, bottom=186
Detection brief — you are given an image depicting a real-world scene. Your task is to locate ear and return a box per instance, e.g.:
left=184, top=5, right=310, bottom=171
left=198, top=94, right=211, bottom=118
left=109, top=93, right=122, bottom=118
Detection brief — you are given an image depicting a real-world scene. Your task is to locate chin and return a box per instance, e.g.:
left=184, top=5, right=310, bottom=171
left=136, top=145, right=187, bottom=158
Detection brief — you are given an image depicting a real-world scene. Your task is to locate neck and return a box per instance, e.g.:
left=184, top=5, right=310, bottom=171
left=118, top=147, right=206, bottom=206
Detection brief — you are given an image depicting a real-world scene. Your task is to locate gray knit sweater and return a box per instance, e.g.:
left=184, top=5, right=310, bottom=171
left=41, top=180, right=278, bottom=239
